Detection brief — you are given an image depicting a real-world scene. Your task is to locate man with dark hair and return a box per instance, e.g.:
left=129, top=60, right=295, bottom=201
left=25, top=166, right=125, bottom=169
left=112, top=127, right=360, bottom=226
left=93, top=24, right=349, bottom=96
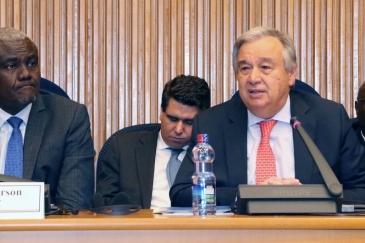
left=96, top=74, right=210, bottom=208
left=353, top=81, right=365, bottom=147
left=170, top=26, right=365, bottom=207
left=0, top=27, right=95, bottom=210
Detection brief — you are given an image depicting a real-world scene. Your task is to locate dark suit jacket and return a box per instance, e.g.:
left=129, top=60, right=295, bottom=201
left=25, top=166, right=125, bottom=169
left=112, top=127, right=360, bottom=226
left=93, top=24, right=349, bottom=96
left=95, top=128, right=160, bottom=208
left=352, top=118, right=365, bottom=147
left=23, top=90, right=95, bottom=210
left=170, top=90, right=365, bottom=206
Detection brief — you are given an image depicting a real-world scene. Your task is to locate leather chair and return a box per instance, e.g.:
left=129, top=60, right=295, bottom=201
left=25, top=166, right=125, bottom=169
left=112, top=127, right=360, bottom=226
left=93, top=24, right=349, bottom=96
left=40, top=77, right=70, bottom=99
left=96, top=123, right=160, bottom=182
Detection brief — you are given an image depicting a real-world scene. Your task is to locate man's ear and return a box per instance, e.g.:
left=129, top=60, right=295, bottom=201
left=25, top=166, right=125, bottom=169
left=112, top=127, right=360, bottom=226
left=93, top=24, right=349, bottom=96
left=288, top=67, right=297, bottom=87
left=159, top=106, right=163, bottom=121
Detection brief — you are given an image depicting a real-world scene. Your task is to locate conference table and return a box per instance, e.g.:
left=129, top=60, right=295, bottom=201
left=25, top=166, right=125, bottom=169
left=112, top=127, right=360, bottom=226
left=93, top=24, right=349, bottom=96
left=1, top=209, right=365, bottom=243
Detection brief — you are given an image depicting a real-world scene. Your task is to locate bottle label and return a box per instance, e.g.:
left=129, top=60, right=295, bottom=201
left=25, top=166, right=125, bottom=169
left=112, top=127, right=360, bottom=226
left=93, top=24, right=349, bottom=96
left=205, top=185, right=215, bottom=204
left=192, top=184, right=203, bottom=203
left=192, top=184, right=215, bottom=204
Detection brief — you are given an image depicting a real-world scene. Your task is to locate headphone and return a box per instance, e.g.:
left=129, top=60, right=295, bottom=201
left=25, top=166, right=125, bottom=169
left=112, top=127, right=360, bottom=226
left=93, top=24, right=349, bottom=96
left=90, top=192, right=141, bottom=215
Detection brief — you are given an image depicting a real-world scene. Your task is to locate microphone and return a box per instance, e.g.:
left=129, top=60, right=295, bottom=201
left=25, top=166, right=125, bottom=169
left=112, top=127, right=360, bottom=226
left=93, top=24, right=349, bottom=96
left=90, top=192, right=141, bottom=215
left=235, top=117, right=343, bottom=215
left=290, top=117, right=342, bottom=196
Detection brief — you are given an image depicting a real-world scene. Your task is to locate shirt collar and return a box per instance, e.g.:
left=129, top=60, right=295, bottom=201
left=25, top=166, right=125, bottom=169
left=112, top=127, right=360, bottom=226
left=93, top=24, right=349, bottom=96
left=0, top=103, right=33, bottom=127
left=247, top=95, right=291, bottom=125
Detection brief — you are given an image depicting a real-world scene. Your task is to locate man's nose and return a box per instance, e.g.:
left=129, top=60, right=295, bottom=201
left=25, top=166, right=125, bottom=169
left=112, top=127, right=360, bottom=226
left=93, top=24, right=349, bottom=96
left=247, top=67, right=262, bottom=84
left=18, top=65, right=32, bottom=81
left=174, top=121, right=184, bottom=134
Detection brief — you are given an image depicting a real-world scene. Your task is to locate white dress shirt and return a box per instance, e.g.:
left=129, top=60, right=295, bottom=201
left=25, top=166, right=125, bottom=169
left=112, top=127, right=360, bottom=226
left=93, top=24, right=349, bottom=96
left=0, top=104, right=32, bottom=173
left=150, top=131, right=187, bottom=209
left=246, top=96, right=295, bottom=184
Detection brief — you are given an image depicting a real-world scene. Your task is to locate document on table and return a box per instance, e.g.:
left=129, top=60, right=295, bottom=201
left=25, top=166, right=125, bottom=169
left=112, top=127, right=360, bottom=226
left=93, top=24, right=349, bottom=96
left=153, top=206, right=233, bottom=215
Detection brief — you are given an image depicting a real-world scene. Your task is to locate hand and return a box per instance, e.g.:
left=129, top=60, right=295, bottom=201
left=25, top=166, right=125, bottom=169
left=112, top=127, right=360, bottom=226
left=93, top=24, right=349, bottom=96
left=259, top=177, right=302, bottom=185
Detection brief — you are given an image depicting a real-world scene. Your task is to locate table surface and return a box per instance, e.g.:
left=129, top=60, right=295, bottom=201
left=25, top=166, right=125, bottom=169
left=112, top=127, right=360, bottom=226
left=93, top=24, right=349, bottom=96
left=2, top=209, right=365, bottom=231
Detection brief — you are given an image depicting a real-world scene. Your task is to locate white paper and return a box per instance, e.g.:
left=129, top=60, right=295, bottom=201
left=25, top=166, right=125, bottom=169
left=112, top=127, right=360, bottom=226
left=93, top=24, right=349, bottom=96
left=153, top=206, right=233, bottom=215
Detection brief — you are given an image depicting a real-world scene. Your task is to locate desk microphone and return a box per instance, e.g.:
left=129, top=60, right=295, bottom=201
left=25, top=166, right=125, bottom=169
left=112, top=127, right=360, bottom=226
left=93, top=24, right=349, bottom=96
left=235, top=117, right=343, bottom=214
left=290, top=117, right=342, bottom=196
left=90, top=192, right=141, bottom=215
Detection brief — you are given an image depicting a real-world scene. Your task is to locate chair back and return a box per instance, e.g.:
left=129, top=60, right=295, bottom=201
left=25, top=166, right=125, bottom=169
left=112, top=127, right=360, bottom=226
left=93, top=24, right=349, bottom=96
left=96, top=123, right=160, bottom=182
left=40, top=77, right=70, bottom=99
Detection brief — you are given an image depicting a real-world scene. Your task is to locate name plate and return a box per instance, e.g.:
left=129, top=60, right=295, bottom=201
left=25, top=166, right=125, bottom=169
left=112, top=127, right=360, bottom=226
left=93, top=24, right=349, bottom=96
left=0, top=182, right=44, bottom=220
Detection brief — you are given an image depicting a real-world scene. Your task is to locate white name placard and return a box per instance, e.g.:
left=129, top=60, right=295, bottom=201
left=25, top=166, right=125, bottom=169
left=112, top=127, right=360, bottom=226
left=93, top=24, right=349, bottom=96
left=0, top=182, right=44, bottom=220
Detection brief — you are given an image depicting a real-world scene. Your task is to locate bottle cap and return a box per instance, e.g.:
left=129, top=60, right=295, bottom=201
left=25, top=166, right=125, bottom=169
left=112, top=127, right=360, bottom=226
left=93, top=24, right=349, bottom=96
left=197, top=134, right=209, bottom=142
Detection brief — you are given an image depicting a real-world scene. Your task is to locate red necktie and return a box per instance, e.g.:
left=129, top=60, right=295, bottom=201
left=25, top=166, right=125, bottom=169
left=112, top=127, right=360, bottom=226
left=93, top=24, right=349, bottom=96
left=256, top=120, right=277, bottom=184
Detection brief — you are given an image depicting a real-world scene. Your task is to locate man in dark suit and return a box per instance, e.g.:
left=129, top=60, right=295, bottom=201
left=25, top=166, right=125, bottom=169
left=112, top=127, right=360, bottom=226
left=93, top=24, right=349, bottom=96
left=353, top=82, right=365, bottom=147
left=95, top=75, right=210, bottom=208
left=0, top=27, right=95, bottom=210
left=170, top=26, right=365, bottom=207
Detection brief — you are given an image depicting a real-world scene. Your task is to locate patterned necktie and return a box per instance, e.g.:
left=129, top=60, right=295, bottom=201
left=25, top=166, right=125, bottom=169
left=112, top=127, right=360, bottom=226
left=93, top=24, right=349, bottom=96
left=256, top=120, right=277, bottom=184
left=166, top=148, right=184, bottom=187
left=5, top=117, right=24, bottom=178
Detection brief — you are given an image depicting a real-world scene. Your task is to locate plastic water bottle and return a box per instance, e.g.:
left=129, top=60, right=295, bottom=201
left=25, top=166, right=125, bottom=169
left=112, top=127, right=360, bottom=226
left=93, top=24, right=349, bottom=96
left=191, top=134, right=216, bottom=217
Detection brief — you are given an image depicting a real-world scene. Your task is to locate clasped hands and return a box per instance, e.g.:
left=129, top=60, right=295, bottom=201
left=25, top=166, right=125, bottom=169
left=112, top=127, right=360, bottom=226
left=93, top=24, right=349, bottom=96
left=259, top=177, right=302, bottom=185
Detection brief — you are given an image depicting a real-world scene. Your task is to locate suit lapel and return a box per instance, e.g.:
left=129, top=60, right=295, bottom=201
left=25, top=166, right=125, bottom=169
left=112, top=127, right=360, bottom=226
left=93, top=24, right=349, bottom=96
left=135, top=129, right=159, bottom=208
left=23, top=96, right=46, bottom=180
left=290, top=91, right=317, bottom=184
left=224, top=99, right=248, bottom=185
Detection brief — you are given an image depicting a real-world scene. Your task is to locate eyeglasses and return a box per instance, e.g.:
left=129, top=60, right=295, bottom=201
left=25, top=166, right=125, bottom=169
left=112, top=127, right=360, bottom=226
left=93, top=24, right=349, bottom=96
left=357, top=99, right=365, bottom=104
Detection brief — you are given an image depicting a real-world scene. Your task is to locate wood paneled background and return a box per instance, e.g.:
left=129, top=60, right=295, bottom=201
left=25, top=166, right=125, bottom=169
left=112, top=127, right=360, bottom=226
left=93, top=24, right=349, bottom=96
left=1, top=0, right=364, bottom=161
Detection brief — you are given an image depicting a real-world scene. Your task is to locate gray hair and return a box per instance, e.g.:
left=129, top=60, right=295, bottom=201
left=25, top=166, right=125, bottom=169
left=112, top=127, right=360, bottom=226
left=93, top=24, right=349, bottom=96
left=232, top=26, right=297, bottom=74
left=0, top=27, right=30, bottom=42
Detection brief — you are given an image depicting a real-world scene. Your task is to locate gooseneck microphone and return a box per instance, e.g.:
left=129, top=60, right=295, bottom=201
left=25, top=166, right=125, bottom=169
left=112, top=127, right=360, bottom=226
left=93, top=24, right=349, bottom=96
left=90, top=192, right=141, bottom=215
left=290, top=117, right=342, bottom=196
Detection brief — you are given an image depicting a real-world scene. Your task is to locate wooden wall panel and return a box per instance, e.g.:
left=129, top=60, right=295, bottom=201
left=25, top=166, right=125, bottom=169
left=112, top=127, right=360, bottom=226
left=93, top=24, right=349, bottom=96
left=0, top=0, right=364, bottom=161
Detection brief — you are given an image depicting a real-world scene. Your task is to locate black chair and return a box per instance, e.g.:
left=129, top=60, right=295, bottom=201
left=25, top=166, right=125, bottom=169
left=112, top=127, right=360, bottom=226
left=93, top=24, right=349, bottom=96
left=40, top=77, right=70, bottom=99
left=231, top=79, right=320, bottom=99
left=96, top=123, right=161, bottom=182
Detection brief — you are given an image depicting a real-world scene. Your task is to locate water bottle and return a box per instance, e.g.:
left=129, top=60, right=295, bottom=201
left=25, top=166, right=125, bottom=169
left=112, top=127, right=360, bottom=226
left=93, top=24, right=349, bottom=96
left=191, top=134, right=216, bottom=216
